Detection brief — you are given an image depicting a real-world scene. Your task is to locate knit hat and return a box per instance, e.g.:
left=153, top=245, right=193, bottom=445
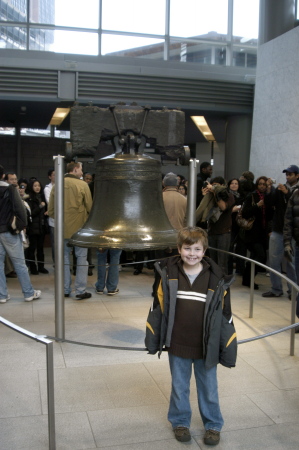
left=163, top=172, right=178, bottom=186
left=241, top=171, right=254, bottom=182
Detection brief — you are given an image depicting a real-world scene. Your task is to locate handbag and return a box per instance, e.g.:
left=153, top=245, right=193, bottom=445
left=20, top=230, right=29, bottom=249
left=236, top=196, right=255, bottom=230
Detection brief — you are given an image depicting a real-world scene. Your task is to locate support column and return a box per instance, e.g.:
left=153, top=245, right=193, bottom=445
left=225, top=115, right=252, bottom=181
left=16, top=126, right=21, bottom=177
left=259, top=0, right=296, bottom=45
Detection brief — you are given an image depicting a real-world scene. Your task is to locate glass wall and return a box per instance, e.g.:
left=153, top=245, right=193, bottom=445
left=0, top=0, right=259, bottom=68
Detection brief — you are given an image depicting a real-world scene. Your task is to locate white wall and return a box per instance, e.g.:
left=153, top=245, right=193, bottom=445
left=250, top=27, right=299, bottom=185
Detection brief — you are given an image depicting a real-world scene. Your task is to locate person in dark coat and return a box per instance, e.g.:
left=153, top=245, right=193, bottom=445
left=26, top=179, right=48, bottom=274
left=283, top=188, right=299, bottom=332
left=227, top=178, right=246, bottom=275
left=196, top=162, right=213, bottom=207
left=240, top=176, right=272, bottom=289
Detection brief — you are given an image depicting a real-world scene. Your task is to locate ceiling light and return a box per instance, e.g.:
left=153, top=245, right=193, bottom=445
left=49, top=108, right=70, bottom=126
left=191, top=116, right=215, bottom=142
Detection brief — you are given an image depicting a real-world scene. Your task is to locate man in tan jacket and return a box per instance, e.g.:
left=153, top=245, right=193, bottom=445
left=48, top=162, right=93, bottom=300
left=162, top=172, right=187, bottom=231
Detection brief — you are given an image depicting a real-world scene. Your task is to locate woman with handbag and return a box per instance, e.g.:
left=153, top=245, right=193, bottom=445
left=26, top=180, right=49, bottom=274
left=227, top=178, right=246, bottom=275
left=240, top=176, right=272, bottom=289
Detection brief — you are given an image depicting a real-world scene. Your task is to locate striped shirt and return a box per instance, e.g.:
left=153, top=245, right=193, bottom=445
left=168, top=259, right=211, bottom=359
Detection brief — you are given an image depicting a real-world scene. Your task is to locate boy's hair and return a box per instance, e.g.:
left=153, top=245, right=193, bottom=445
left=177, top=226, right=208, bottom=250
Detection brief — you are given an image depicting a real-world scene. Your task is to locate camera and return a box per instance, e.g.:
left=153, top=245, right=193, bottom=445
left=203, top=181, right=209, bottom=188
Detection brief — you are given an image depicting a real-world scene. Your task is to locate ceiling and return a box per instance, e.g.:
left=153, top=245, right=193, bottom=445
left=0, top=98, right=227, bottom=144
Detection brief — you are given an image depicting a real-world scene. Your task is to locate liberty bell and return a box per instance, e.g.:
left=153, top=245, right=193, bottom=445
left=69, top=126, right=181, bottom=250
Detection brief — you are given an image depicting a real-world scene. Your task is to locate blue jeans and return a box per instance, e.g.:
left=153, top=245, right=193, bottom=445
left=64, top=239, right=88, bottom=295
left=168, top=353, right=224, bottom=431
left=0, top=232, right=34, bottom=299
left=269, top=232, right=296, bottom=295
left=95, top=249, right=122, bottom=292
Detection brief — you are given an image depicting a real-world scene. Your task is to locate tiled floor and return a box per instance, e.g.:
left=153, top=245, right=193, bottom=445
left=0, top=253, right=298, bottom=449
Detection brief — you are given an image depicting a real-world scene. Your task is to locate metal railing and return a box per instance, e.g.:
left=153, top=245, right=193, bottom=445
left=1, top=248, right=299, bottom=449
left=0, top=317, right=56, bottom=450
left=210, top=246, right=299, bottom=356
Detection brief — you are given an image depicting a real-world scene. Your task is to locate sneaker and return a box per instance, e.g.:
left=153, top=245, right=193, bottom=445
left=75, top=292, right=92, bottom=300
left=173, top=426, right=191, bottom=442
left=262, top=291, right=283, bottom=298
left=38, top=268, right=49, bottom=274
left=107, top=288, right=119, bottom=296
left=0, top=294, right=10, bottom=303
left=24, top=290, right=41, bottom=302
left=95, top=289, right=104, bottom=295
left=204, top=429, right=220, bottom=445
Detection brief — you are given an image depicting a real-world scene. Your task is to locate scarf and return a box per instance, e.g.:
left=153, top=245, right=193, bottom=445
left=229, top=189, right=240, bottom=198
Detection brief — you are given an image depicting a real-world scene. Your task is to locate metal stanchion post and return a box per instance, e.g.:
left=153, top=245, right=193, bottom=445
left=46, top=341, right=56, bottom=450
left=249, top=261, right=255, bottom=318
left=187, top=158, right=199, bottom=227
left=290, top=285, right=296, bottom=356
left=53, top=155, right=65, bottom=340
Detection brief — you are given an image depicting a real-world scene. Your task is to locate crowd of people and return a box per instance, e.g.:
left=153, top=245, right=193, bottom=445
left=1, top=160, right=299, bottom=447
left=191, top=162, right=299, bottom=302
left=1, top=161, right=299, bottom=313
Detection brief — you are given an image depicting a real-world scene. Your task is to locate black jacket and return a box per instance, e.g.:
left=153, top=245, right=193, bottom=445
left=145, top=255, right=237, bottom=369
left=27, top=194, right=46, bottom=235
left=241, top=191, right=272, bottom=243
left=284, top=188, right=299, bottom=246
left=264, top=184, right=297, bottom=233
left=0, top=183, right=27, bottom=234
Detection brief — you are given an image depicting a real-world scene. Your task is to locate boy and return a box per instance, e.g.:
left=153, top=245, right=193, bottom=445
left=145, top=226, right=237, bottom=445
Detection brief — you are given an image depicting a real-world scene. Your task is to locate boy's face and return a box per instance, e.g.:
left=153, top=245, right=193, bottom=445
left=178, top=240, right=205, bottom=267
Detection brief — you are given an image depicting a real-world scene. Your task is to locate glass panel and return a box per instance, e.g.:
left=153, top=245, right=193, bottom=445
left=170, top=0, right=228, bottom=39
left=0, top=25, right=27, bottom=49
left=29, top=28, right=98, bottom=54
left=20, top=127, right=70, bottom=137
left=29, top=0, right=99, bottom=29
left=0, top=0, right=27, bottom=22
left=21, top=128, right=50, bottom=136
left=0, top=127, right=15, bottom=135
left=55, top=129, right=70, bottom=138
left=102, top=34, right=164, bottom=59
left=233, top=0, right=259, bottom=43
left=233, top=47, right=257, bottom=68
left=169, top=39, right=226, bottom=65
left=102, top=0, right=165, bottom=35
